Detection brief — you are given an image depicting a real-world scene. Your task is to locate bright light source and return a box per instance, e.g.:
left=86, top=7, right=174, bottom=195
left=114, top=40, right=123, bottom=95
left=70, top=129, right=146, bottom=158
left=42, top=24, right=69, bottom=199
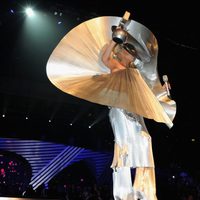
left=2, top=114, right=5, bottom=118
left=25, top=7, right=34, bottom=17
left=88, top=125, right=91, bottom=129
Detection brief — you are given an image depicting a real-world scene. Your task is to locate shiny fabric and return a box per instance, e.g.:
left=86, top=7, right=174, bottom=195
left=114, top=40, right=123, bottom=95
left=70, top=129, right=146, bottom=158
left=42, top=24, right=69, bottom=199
left=113, top=167, right=135, bottom=200
left=133, top=168, right=157, bottom=200
left=109, top=107, right=157, bottom=200
left=46, top=16, right=176, bottom=128
left=109, top=108, right=154, bottom=168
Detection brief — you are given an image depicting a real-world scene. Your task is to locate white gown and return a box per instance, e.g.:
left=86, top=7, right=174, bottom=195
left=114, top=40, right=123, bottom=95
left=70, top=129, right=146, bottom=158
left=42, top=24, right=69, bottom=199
left=109, top=107, right=157, bottom=200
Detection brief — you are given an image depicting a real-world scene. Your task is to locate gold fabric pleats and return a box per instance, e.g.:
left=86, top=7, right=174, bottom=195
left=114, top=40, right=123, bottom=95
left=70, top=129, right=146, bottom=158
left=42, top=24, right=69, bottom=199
left=50, top=67, right=173, bottom=127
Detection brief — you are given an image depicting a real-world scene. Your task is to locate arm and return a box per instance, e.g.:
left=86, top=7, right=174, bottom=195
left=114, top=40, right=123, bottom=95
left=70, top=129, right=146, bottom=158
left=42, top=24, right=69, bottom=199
left=101, top=40, right=116, bottom=64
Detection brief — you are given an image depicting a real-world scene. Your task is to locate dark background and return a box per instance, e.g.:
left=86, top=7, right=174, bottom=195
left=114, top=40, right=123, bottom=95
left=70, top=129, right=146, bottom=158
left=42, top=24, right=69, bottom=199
left=0, top=0, right=199, bottom=173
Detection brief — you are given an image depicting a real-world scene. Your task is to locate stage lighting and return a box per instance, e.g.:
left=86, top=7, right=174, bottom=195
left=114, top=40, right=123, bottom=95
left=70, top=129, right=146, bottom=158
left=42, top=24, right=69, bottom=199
left=25, top=7, right=34, bottom=17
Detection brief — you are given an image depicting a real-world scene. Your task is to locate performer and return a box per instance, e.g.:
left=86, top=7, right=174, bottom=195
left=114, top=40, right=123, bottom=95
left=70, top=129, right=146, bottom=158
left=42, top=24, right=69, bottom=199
left=46, top=11, right=176, bottom=200
left=101, top=39, right=157, bottom=200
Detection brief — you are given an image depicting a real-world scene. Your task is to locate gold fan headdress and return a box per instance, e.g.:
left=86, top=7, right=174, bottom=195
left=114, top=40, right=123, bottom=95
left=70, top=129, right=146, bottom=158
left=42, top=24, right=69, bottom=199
left=46, top=14, right=176, bottom=128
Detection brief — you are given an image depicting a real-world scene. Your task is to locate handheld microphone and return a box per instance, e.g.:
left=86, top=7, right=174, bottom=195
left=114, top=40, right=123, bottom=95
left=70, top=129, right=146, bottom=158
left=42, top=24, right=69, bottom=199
left=162, top=75, right=171, bottom=97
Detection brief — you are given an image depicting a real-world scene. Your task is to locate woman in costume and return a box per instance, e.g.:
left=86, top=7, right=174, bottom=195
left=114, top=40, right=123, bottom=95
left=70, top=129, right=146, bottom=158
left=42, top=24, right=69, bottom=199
left=101, top=39, right=157, bottom=200
left=46, top=11, right=176, bottom=200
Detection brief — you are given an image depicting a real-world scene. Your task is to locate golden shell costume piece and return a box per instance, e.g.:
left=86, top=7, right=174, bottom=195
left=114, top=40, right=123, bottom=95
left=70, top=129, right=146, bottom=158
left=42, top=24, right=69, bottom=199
left=46, top=16, right=176, bottom=128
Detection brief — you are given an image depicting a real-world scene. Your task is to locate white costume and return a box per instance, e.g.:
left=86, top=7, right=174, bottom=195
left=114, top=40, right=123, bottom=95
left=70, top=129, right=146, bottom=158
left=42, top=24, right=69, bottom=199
left=109, top=107, right=157, bottom=200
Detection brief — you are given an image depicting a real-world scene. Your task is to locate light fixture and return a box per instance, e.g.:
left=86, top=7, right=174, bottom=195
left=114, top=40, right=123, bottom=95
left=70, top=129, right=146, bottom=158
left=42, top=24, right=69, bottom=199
left=25, top=7, right=34, bottom=17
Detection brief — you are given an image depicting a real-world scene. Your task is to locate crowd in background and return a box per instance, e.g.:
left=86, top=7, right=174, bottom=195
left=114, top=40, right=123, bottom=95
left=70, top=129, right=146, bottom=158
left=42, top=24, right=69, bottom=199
left=1, top=167, right=200, bottom=200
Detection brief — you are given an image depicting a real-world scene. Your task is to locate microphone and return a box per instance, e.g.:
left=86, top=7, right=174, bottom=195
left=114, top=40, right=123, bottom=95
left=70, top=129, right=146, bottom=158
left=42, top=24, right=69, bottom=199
left=162, top=75, right=171, bottom=97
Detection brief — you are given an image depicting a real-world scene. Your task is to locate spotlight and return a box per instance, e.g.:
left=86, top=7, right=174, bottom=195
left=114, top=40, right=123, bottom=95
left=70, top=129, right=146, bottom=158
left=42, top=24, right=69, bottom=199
left=49, top=120, right=51, bottom=123
left=57, top=21, right=62, bottom=25
left=70, top=123, right=73, bottom=126
left=2, top=114, right=5, bottom=118
left=25, top=117, right=28, bottom=120
left=88, top=125, right=91, bottom=129
left=25, top=7, right=34, bottom=17
left=10, top=9, right=14, bottom=14
left=88, top=109, right=108, bottom=128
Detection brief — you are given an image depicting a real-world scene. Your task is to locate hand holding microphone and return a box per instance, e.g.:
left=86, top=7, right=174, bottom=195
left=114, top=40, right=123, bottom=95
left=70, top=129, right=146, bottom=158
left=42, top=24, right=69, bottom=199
left=162, top=75, right=171, bottom=98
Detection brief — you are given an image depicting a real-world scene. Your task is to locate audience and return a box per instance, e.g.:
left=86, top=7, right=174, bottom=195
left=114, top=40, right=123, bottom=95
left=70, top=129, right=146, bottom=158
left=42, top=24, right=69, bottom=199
left=1, top=166, right=200, bottom=199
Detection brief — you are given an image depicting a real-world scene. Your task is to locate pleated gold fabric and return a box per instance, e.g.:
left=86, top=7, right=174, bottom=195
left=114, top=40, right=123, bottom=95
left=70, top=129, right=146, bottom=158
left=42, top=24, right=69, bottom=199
left=55, top=68, right=173, bottom=126
left=46, top=16, right=176, bottom=128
